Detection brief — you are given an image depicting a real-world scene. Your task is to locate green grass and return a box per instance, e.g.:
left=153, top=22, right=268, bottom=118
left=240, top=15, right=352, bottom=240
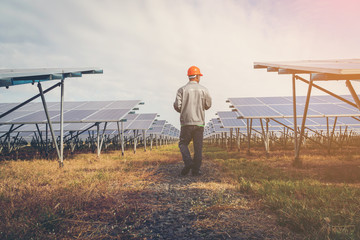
left=209, top=145, right=360, bottom=239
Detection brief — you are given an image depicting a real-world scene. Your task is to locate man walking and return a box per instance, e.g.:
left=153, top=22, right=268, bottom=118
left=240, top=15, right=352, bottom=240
left=173, top=66, right=212, bottom=176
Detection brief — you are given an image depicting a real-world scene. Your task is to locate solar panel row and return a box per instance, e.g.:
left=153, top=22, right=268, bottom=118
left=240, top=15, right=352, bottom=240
left=228, top=95, right=360, bottom=118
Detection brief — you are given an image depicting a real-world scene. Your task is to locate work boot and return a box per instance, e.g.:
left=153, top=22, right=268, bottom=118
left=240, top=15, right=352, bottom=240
left=191, top=170, right=202, bottom=176
left=180, top=165, right=192, bottom=176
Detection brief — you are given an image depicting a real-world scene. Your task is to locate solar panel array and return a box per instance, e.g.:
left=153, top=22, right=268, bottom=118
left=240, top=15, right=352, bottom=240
left=0, top=100, right=140, bottom=125
left=228, top=95, right=359, bottom=118
left=205, top=95, right=360, bottom=138
left=0, top=101, right=180, bottom=146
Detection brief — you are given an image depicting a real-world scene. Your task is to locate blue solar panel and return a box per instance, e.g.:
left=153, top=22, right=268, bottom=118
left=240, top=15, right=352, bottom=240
left=309, top=104, right=359, bottom=116
left=84, top=109, right=129, bottom=122
left=337, top=117, right=360, bottom=125
left=236, top=105, right=281, bottom=118
left=217, top=111, right=238, bottom=119
left=105, top=100, right=140, bottom=109
left=257, top=97, right=292, bottom=105
left=127, top=120, right=154, bottom=130
left=221, top=118, right=246, bottom=127
left=52, top=110, right=95, bottom=122
left=228, top=97, right=263, bottom=106
left=136, top=113, right=157, bottom=120
left=11, top=110, right=59, bottom=124
left=0, top=68, right=103, bottom=88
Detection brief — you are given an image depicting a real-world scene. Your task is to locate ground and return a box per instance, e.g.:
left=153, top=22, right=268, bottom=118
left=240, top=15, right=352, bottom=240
left=117, top=158, right=303, bottom=239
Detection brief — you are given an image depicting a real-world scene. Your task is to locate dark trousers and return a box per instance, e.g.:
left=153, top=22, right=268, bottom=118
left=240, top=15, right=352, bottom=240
left=178, top=125, right=204, bottom=173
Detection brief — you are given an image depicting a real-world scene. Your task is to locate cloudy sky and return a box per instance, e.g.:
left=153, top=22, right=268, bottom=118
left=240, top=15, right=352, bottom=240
left=1, top=0, right=360, bottom=128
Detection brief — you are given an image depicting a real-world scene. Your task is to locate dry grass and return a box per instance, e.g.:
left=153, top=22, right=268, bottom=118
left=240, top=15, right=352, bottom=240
left=209, top=144, right=360, bottom=239
left=2, top=142, right=360, bottom=239
left=0, top=145, right=179, bottom=239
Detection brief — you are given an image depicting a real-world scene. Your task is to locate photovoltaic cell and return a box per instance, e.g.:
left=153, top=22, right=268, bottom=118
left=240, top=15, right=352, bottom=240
left=11, top=110, right=60, bottom=124
left=75, top=101, right=114, bottom=110
left=228, top=97, right=263, bottom=106
left=0, top=111, right=34, bottom=122
left=236, top=105, right=281, bottom=118
left=257, top=97, right=292, bottom=105
left=309, top=104, right=358, bottom=115
left=52, top=110, right=96, bottom=122
left=136, top=113, right=157, bottom=120
left=217, top=111, right=238, bottom=119
left=84, top=109, right=129, bottom=122
left=127, top=120, right=154, bottom=130
left=105, top=100, right=140, bottom=109
left=123, top=113, right=138, bottom=121
left=221, top=118, right=246, bottom=127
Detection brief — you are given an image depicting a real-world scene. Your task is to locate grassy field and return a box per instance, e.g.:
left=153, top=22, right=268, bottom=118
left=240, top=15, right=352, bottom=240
left=1, top=144, right=360, bottom=239
left=206, top=144, right=360, bottom=239
left=0, top=145, right=180, bottom=239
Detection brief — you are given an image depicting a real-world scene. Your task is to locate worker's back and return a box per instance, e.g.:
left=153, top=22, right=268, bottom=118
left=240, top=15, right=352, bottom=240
left=174, top=81, right=211, bottom=126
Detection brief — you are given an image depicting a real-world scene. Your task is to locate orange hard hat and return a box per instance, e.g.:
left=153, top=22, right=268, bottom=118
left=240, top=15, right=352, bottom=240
left=187, top=66, right=203, bottom=76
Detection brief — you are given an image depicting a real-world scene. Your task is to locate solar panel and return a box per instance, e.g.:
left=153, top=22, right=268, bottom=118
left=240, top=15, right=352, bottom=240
left=257, top=97, right=292, bottom=105
left=309, top=103, right=358, bottom=116
left=83, top=109, right=131, bottom=122
left=105, top=100, right=141, bottom=109
left=53, top=110, right=96, bottom=122
left=11, top=110, right=60, bottom=124
left=235, top=105, right=281, bottom=118
left=217, top=111, right=239, bottom=119
left=127, top=120, right=154, bottom=130
left=136, top=113, right=157, bottom=120
left=220, top=118, right=246, bottom=128
left=228, top=97, right=263, bottom=106
left=0, top=68, right=103, bottom=88
left=229, top=95, right=360, bottom=118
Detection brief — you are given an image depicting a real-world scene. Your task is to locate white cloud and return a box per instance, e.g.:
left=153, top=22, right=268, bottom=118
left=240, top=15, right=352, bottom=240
left=1, top=0, right=360, bottom=128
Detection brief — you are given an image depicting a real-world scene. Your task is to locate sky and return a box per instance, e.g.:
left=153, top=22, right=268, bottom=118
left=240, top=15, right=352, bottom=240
left=1, top=0, right=360, bottom=128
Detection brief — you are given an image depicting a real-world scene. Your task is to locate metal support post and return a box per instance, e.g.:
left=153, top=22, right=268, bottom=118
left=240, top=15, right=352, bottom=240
left=329, top=117, right=337, bottom=153
left=236, top=128, right=240, bottom=152
left=230, top=128, right=233, bottom=150
left=38, top=82, right=61, bottom=161
left=345, top=80, right=360, bottom=111
left=143, top=130, right=147, bottom=152
left=296, top=75, right=314, bottom=166
left=59, top=79, right=64, bottom=167
left=97, top=122, right=108, bottom=157
left=96, top=124, right=100, bottom=156
left=133, top=130, right=138, bottom=154
left=150, top=134, right=153, bottom=150
left=292, top=74, right=299, bottom=164
left=246, top=119, right=252, bottom=154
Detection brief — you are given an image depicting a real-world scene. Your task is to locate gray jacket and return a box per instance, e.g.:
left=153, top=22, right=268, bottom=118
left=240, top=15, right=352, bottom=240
left=173, top=81, right=212, bottom=126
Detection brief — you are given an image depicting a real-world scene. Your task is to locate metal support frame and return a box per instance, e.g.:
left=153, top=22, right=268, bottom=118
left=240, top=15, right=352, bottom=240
left=236, top=128, right=240, bottom=152
left=133, top=130, right=138, bottom=154
left=260, top=118, right=270, bottom=156
left=292, top=74, right=300, bottom=165
left=96, top=122, right=108, bottom=157
left=150, top=133, right=153, bottom=150
left=38, top=82, right=61, bottom=162
left=296, top=75, right=313, bottom=166
left=246, top=119, right=252, bottom=154
left=327, top=116, right=338, bottom=153
left=345, top=80, right=360, bottom=111
left=0, top=82, right=61, bottom=120
left=116, top=121, right=125, bottom=156
left=143, top=130, right=147, bottom=152
left=59, top=79, right=64, bottom=166
left=296, top=75, right=358, bottom=108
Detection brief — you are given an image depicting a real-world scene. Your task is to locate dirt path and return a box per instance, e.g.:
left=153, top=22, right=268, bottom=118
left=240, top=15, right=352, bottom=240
left=124, top=159, right=303, bottom=239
